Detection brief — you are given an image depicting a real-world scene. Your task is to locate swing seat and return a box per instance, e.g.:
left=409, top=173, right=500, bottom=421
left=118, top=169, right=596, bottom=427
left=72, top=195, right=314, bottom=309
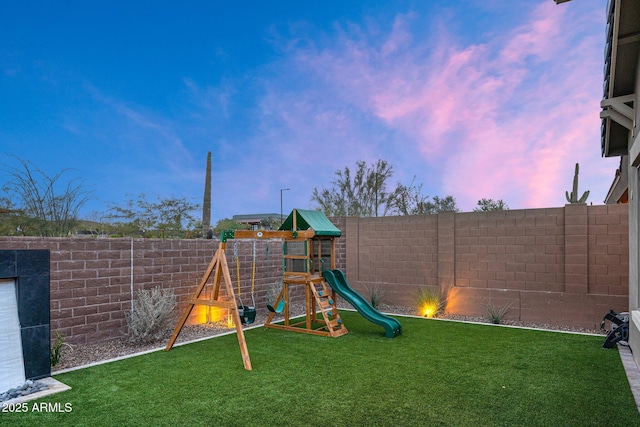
left=266, top=300, right=285, bottom=314
left=238, top=305, right=257, bottom=325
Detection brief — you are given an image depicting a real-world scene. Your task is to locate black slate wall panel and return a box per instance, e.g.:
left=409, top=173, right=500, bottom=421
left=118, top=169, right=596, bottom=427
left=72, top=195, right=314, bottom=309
left=0, top=249, right=51, bottom=380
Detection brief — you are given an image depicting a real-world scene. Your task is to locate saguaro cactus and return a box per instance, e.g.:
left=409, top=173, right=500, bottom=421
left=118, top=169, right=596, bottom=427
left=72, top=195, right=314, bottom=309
left=565, top=163, right=589, bottom=204
left=202, top=151, right=212, bottom=233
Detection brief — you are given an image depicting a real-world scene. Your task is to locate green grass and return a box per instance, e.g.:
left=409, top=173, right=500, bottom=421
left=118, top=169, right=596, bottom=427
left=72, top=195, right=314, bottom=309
left=4, top=312, right=638, bottom=426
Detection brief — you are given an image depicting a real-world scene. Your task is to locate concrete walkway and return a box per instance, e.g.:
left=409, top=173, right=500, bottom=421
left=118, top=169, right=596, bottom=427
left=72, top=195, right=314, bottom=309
left=618, top=344, right=640, bottom=413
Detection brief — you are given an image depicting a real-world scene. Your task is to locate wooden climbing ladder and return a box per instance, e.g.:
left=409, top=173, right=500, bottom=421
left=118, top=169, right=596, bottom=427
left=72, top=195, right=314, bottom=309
left=309, top=279, right=348, bottom=337
left=165, top=240, right=252, bottom=371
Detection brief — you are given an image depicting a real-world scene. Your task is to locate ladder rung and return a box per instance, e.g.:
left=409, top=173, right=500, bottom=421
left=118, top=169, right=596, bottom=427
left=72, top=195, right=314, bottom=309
left=328, top=318, right=342, bottom=328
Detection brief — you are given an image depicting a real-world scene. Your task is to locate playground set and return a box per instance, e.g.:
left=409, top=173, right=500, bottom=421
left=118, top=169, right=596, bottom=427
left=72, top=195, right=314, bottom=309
left=165, top=209, right=401, bottom=370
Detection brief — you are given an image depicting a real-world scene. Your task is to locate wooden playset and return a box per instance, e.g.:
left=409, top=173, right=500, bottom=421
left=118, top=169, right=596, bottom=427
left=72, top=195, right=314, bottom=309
left=165, top=209, right=347, bottom=370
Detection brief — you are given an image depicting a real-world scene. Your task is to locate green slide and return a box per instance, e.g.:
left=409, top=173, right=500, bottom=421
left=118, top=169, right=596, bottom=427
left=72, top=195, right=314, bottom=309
left=322, top=269, right=402, bottom=338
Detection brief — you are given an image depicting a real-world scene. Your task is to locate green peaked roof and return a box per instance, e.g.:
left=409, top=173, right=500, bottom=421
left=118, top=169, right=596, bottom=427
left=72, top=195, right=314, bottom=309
left=278, top=209, right=341, bottom=236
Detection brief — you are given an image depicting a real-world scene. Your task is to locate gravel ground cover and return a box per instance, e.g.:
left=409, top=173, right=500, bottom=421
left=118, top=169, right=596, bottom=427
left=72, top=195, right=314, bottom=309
left=52, top=302, right=606, bottom=373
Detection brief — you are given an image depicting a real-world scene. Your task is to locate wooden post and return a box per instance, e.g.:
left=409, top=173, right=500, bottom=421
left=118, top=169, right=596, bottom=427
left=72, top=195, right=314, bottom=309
left=284, top=282, right=290, bottom=326
left=165, top=241, right=252, bottom=371
left=165, top=246, right=221, bottom=351
left=219, top=247, right=252, bottom=370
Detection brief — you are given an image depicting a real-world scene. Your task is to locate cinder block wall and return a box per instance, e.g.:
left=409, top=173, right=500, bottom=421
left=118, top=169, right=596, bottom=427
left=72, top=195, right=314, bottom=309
left=0, top=238, right=288, bottom=345
left=341, top=215, right=440, bottom=305
left=0, top=204, right=629, bottom=344
left=341, top=204, right=629, bottom=330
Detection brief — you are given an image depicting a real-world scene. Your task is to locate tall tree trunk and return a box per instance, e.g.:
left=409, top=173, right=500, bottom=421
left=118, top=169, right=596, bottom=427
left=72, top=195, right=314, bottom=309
left=202, top=151, right=212, bottom=236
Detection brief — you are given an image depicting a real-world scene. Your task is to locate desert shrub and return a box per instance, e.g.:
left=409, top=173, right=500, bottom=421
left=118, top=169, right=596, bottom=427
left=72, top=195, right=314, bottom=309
left=363, top=281, right=386, bottom=309
left=483, top=300, right=515, bottom=324
left=50, top=331, right=74, bottom=367
left=415, top=287, right=446, bottom=318
left=126, top=287, right=176, bottom=344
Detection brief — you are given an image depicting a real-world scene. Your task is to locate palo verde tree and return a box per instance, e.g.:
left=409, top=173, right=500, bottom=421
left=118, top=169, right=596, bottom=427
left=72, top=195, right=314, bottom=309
left=420, top=195, right=459, bottom=214
left=388, top=179, right=459, bottom=215
left=473, top=198, right=508, bottom=212
left=1, top=156, right=93, bottom=236
left=212, top=218, right=250, bottom=237
left=106, top=193, right=200, bottom=238
left=311, top=159, right=459, bottom=217
left=311, top=159, right=403, bottom=217
left=386, top=178, right=429, bottom=216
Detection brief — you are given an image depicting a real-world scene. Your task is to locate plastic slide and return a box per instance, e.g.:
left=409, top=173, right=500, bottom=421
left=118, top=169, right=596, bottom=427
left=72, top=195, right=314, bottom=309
left=322, top=269, right=402, bottom=338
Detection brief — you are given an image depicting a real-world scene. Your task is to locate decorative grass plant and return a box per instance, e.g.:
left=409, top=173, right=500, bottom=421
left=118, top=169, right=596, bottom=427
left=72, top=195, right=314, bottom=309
left=415, top=287, right=446, bottom=318
left=50, top=332, right=74, bottom=367
left=484, top=299, right=515, bottom=324
left=362, top=281, right=386, bottom=309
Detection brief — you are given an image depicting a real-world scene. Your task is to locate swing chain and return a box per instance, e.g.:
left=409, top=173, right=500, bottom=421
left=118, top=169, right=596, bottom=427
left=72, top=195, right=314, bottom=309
left=234, top=240, right=257, bottom=325
left=234, top=242, right=243, bottom=306
left=266, top=241, right=285, bottom=313
left=251, top=240, right=256, bottom=307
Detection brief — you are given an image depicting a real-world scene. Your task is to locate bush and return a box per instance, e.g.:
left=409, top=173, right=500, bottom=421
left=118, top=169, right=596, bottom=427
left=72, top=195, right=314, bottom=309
left=415, top=287, right=446, bottom=318
left=483, top=300, right=515, bottom=324
left=363, top=281, right=386, bottom=309
left=50, top=331, right=74, bottom=367
left=126, top=287, right=177, bottom=344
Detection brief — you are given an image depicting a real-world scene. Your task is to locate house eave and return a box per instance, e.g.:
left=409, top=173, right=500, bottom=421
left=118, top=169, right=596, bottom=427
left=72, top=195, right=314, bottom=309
left=601, top=0, right=639, bottom=157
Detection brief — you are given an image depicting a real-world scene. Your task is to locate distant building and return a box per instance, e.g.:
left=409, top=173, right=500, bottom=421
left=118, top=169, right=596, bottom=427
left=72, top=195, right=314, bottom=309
left=232, top=213, right=281, bottom=230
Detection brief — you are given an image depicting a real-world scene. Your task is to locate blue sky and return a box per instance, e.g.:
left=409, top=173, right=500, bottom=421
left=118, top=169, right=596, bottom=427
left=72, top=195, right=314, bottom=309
left=0, top=0, right=617, bottom=223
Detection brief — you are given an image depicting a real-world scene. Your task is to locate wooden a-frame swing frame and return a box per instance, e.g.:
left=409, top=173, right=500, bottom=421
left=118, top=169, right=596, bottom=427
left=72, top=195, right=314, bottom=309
left=165, top=228, right=316, bottom=371
left=164, top=240, right=253, bottom=370
left=165, top=209, right=345, bottom=370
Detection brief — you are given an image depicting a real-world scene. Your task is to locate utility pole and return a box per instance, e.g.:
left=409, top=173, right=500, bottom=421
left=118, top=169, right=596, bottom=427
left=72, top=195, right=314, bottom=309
left=280, top=188, right=290, bottom=224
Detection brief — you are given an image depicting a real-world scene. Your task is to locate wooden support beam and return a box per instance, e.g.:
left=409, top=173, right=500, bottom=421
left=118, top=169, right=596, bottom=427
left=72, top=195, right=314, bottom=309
left=165, top=241, right=252, bottom=371
left=231, top=230, right=315, bottom=240
left=330, top=238, right=336, bottom=270
left=189, top=299, right=236, bottom=308
left=601, top=94, right=635, bottom=130
left=165, top=247, right=222, bottom=351
left=264, top=322, right=333, bottom=337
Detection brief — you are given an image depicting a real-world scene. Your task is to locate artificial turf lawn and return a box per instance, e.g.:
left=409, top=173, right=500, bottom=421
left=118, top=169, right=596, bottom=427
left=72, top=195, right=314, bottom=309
left=3, top=311, right=639, bottom=426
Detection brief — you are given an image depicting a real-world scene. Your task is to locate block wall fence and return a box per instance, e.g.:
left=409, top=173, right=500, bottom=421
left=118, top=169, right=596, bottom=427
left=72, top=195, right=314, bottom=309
left=0, top=238, right=292, bottom=345
left=0, top=203, right=629, bottom=345
left=341, top=204, right=629, bottom=330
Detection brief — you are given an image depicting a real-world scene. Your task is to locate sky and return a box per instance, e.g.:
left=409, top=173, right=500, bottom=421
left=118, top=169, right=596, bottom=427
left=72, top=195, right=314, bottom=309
left=0, top=0, right=619, bottom=223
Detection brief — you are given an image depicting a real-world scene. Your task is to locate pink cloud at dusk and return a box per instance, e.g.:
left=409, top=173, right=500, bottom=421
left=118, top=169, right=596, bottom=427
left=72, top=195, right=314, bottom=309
left=1, top=1, right=620, bottom=219
left=269, top=0, right=618, bottom=211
